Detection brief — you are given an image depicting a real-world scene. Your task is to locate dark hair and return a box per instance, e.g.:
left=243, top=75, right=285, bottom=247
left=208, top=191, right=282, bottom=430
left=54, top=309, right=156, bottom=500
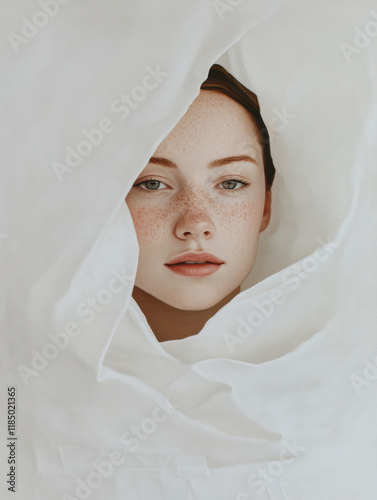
left=200, top=64, right=275, bottom=190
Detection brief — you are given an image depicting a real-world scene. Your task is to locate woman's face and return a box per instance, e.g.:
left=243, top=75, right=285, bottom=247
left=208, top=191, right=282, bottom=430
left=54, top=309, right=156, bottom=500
left=126, top=90, right=271, bottom=311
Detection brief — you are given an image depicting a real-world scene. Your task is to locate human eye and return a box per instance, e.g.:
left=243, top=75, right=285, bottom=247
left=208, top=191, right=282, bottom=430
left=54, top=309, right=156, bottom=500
left=217, top=178, right=250, bottom=192
left=133, top=177, right=169, bottom=192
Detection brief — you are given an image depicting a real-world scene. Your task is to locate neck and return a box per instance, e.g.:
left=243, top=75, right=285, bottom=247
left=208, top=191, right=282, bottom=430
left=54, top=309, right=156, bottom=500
left=131, top=285, right=240, bottom=342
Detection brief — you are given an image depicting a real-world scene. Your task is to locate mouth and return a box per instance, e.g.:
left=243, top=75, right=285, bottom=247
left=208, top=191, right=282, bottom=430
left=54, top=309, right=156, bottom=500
left=165, top=252, right=225, bottom=277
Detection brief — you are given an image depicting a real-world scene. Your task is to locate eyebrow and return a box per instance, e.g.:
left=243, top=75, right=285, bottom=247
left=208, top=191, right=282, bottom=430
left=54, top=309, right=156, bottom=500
left=148, top=154, right=258, bottom=169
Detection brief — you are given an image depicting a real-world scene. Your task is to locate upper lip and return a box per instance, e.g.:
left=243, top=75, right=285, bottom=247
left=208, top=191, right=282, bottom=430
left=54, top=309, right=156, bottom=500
left=165, top=252, right=225, bottom=266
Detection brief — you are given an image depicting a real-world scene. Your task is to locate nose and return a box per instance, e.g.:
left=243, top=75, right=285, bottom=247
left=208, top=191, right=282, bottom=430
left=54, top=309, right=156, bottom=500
left=174, top=210, right=216, bottom=240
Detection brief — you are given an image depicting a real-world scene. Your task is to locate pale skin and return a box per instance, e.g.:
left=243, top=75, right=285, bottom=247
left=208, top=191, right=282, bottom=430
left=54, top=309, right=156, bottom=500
left=126, top=90, right=271, bottom=342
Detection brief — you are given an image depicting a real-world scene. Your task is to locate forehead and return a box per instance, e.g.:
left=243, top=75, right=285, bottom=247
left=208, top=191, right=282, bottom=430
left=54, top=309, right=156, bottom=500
left=155, top=90, right=260, bottom=158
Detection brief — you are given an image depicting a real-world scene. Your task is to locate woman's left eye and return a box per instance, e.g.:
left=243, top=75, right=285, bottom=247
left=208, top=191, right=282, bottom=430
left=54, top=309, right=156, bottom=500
left=218, top=179, right=250, bottom=191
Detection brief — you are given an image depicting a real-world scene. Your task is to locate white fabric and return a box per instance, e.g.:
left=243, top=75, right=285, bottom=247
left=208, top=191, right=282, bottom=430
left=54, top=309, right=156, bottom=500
left=2, top=0, right=377, bottom=499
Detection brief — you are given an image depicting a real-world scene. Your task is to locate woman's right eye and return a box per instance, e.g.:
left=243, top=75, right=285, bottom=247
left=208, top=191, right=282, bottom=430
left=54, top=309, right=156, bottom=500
left=133, top=178, right=168, bottom=191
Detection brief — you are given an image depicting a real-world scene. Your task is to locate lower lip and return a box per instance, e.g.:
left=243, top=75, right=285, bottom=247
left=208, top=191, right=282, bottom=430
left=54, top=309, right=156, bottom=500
left=165, top=263, right=224, bottom=277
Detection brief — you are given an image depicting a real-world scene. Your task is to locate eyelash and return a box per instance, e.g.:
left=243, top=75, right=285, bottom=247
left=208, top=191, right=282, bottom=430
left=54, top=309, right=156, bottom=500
left=133, top=177, right=250, bottom=194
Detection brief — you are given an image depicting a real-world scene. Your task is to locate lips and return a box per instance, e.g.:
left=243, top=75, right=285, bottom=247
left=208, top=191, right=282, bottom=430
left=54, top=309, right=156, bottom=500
left=165, top=252, right=225, bottom=266
left=165, top=252, right=225, bottom=278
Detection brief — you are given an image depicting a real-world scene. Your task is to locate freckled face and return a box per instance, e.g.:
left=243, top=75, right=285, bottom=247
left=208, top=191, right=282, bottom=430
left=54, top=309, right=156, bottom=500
left=126, top=90, right=271, bottom=310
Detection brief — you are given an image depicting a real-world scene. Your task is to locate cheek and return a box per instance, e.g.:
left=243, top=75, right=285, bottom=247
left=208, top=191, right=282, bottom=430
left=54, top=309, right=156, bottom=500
left=128, top=205, right=171, bottom=243
left=218, top=200, right=263, bottom=276
left=217, top=200, right=263, bottom=239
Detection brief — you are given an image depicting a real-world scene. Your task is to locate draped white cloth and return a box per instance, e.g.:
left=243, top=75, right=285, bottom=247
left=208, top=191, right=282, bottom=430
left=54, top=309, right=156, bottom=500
left=2, top=0, right=377, bottom=498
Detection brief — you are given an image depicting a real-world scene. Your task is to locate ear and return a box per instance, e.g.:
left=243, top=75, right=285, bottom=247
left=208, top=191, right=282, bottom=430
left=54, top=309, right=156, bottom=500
left=259, top=189, right=272, bottom=233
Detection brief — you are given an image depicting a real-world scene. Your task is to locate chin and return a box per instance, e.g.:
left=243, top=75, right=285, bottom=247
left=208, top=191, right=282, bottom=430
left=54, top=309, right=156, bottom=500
left=165, top=293, right=225, bottom=311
